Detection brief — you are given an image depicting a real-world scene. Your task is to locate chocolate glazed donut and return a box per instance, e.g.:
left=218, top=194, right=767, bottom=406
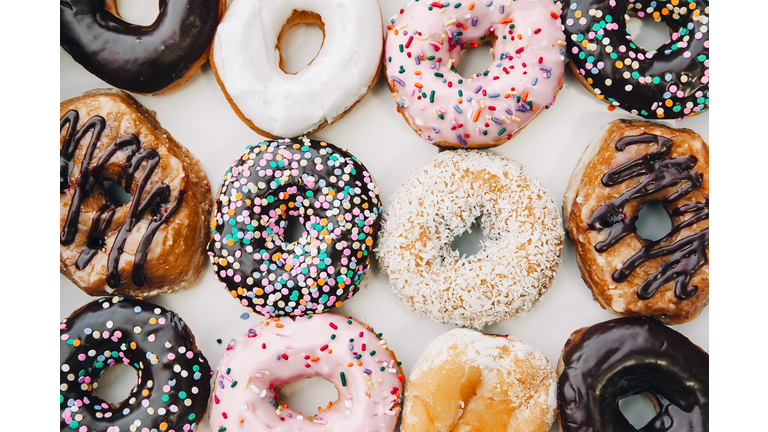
left=557, top=318, right=708, bottom=432
left=60, top=297, right=212, bottom=432
left=60, top=0, right=223, bottom=95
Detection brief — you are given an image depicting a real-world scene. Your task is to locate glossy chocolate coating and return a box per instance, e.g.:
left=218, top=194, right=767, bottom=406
left=586, top=133, right=708, bottom=300
left=559, top=0, right=709, bottom=119
left=60, top=297, right=212, bottom=431
left=557, top=318, right=708, bottom=432
left=60, top=0, right=220, bottom=94
left=60, top=110, right=183, bottom=288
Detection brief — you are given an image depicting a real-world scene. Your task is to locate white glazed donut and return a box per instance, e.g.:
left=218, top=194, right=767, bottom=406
left=211, top=0, right=384, bottom=139
left=208, top=313, right=405, bottom=432
left=375, top=150, right=564, bottom=329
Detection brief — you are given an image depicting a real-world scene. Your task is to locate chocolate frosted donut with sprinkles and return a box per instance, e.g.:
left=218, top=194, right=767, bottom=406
left=384, top=0, right=567, bottom=148
left=559, top=0, right=709, bottom=119
left=207, top=137, right=382, bottom=317
left=60, top=296, right=212, bottom=432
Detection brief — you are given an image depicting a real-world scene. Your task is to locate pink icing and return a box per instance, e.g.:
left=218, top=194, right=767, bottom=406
left=384, top=0, right=566, bottom=147
left=208, top=313, right=404, bottom=432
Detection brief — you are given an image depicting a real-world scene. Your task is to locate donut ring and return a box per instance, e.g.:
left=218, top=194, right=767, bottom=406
left=60, top=0, right=224, bottom=95
left=383, top=0, right=566, bottom=148
left=556, top=317, right=708, bottom=431
left=60, top=89, right=213, bottom=297
left=210, top=0, right=384, bottom=138
left=559, top=0, right=709, bottom=119
left=60, top=296, right=213, bottom=432
left=563, top=119, right=708, bottom=324
left=208, top=313, right=405, bottom=432
left=207, top=137, right=382, bottom=317
left=402, top=329, right=557, bottom=432
left=375, top=150, right=563, bottom=329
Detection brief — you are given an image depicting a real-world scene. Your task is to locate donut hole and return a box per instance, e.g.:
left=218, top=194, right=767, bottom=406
left=450, top=217, right=485, bottom=257
left=635, top=201, right=672, bottom=242
left=92, top=363, right=139, bottom=406
left=455, top=38, right=496, bottom=80
left=281, top=213, right=306, bottom=244
left=101, top=179, right=133, bottom=207
left=109, top=0, right=160, bottom=26
left=625, top=14, right=673, bottom=52
left=278, top=11, right=326, bottom=75
left=619, top=393, right=659, bottom=429
left=278, top=377, right=339, bottom=418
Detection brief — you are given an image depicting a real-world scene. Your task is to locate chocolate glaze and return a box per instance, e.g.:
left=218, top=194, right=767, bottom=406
left=60, top=297, right=212, bottom=431
left=60, top=110, right=183, bottom=288
left=60, top=0, right=221, bottom=94
left=560, top=0, right=709, bottom=119
left=586, top=133, right=708, bottom=300
left=557, top=317, right=708, bottom=432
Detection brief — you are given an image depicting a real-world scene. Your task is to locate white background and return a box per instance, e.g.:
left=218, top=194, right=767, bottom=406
left=59, top=1, right=710, bottom=431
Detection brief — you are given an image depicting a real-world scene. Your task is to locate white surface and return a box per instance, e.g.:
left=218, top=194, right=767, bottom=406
left=60, top=2, right=708, bottom=430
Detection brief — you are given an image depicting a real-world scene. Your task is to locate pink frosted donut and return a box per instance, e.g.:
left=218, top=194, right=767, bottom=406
left=384, top=0, right=567, bottom=148
left=208, top=313, right=405, bottom=432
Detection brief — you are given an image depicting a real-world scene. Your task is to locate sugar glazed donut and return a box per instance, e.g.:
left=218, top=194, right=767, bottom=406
left=60, top=90, right=213, bottom=297
left=60, top=296, right=213, bottom=432
left=384, top=0, right=566, bottom=148
left=403, top=328, right=557, bottom=432
left=376, top=150, right=563, bottom=329
left=208, top=313, right=405, bottom=432
left=556, top=317, right=708, bottom=431
left=563, top=119, right=708, bottom=324
left=60, top=0, right=225, bottom=95
left=559, top=0, right=709, bottom=119
left=208, top=137, right=382, bottom=317
left=210, top=0, right=384, bottom=138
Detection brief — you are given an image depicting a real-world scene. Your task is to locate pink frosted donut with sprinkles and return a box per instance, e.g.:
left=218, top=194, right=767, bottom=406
left=559, top=0, right=709, bottom=119
left=384, top=0, right=567, bottom=148
left=207, top=137, right=382, bottom=317
left=60, top=296, right=212, bottom=432
left=208, top=313, right=405, bottom=432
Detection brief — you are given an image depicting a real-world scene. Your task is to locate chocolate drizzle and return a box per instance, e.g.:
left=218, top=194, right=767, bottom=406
left=60, top=110, right=183, bottom=288
left=587, top=133, right=708, bottom=300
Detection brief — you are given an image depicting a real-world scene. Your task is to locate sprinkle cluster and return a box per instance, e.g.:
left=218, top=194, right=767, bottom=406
left=60, top=297, right=212, bottom=432
left=209, top=314, right=404, bottom=432
left=207, top=137, right=381, bottom=317
left=560, top=0, right=709, bottom=118
left=384, top=0, right=567, bottom=148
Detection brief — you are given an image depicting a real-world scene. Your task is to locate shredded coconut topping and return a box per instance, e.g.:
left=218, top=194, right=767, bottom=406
left=375, top=150, right=563, bottom=329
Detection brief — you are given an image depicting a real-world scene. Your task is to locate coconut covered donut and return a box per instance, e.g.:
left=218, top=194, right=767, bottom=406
left=210, top=0, right=384, bottom=138
left=563, top=119, right=708, bottom=324
left=375, top=150, right=563, bottom=329
left=384, top=0, right=567, bottom=148
left=402, top=328, right=557, bottom=432
left=60, top=89, right=213, bottom=297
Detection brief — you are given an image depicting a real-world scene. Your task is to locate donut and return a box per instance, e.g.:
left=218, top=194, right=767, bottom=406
left=60, top=296, right=213, bottom=432
left=559, top=0, right=709, bottom=119
left=208, top=313, right=405, bottom=432
left=207, top=137, right=382, bottom=317
left=60, top=89, right=213, bottom=297
left=60, top=0, right=225, bottom=95
left=383, top=0, right=567, bottom=148
left=376, top=150, right=563, bottom=329
left=556, top=317, right=708, bottom=431
left=402, top=328, right=557, bottom=432
left=210, top=0, right=384, bottom=138
left=563, top=119, right=708, bottom=324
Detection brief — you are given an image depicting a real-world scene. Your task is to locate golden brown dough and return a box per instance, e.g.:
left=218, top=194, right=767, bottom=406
left=563, top=119, right=709, bottom=324
left=402, top=329, right=557, bottom=432
left=60, top=89, right=212, bottom=297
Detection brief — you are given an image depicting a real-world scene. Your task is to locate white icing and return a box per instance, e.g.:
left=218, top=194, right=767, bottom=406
left=212, top=0, right=384, bottom=138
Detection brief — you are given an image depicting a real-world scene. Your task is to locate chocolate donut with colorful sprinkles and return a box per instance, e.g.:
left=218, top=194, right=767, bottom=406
left=60, top=296, right=212, bottom=432
left=559, top=0, right=709, bottom=119
left=207, top=137, right=382, bottom=317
